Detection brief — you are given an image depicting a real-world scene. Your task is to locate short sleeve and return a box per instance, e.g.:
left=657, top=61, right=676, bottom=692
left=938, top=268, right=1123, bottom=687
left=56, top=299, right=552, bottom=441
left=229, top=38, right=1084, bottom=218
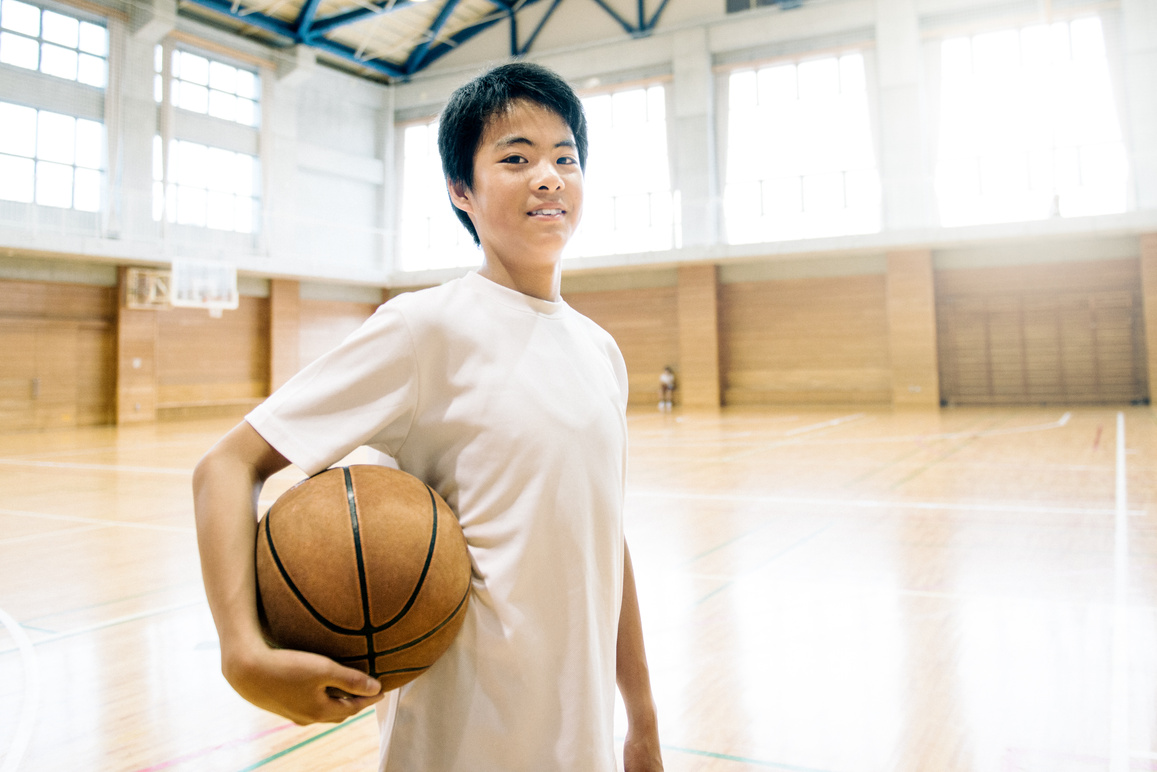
left=246, top=302, right=420, bottom=476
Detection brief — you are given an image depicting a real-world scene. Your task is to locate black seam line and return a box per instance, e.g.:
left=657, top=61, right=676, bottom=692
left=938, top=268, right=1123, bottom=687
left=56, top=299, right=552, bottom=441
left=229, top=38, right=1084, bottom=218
left=345, top=467, right=375, bottom=660
left=368, top=483, right=440, bottom=633
left=331, top=583, right=470, bottom=665
left=264, top=507, right=363, bottom=636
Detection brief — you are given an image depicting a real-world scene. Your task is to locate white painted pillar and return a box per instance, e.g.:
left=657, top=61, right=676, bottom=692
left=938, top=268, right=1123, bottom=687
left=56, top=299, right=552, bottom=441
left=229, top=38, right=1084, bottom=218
left=669, top=27, right=719, bottom=248
left=874, top=0, right=935, bottom=230
left=1121, top=0, right=1157, bottom=210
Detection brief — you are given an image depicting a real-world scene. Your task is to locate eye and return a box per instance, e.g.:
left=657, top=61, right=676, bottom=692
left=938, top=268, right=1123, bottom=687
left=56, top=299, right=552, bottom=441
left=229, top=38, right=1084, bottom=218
left=557, top=155, right=578, bottom=166
left=501, top=155, right=527, bottom=164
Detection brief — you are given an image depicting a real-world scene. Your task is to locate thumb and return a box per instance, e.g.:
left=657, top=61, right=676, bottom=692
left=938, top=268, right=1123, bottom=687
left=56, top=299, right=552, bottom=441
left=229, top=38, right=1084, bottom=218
left=327, top=665, right=382, bottom=698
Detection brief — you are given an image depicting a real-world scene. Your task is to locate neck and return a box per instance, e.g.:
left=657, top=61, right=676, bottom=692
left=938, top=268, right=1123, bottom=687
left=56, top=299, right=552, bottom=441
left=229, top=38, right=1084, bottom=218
left=478, top=258, right=562, bottom=302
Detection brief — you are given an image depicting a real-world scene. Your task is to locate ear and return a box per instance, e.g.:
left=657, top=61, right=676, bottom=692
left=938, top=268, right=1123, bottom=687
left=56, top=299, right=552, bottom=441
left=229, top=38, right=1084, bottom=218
left=447, top=178, right=473, bottom=215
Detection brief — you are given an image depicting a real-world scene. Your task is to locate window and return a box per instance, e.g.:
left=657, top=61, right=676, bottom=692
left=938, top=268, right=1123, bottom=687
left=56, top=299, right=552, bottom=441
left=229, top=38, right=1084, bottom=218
left=155, top=46, right=260, bottom=127
left=571, top=83, right=674, bottom=258
left=724, top=52, right=880, bottom=244
left=152, top=137, right=259, bottom=233
left=0, top=0, right=106, bottom=86
left=935, top=16, right=1126, bottom=225
left=397, top=119, right=478, bottom=271
left=0, top=100, right=102, bottom=210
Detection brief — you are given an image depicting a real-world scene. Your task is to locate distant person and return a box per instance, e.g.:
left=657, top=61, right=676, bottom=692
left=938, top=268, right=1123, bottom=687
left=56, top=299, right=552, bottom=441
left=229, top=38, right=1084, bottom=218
left=659, top=366, right=675, bottom=411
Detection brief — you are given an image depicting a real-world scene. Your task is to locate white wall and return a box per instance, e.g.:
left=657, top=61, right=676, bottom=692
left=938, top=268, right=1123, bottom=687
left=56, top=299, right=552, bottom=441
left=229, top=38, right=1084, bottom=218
left=0, top=0, right=1155, bottom=290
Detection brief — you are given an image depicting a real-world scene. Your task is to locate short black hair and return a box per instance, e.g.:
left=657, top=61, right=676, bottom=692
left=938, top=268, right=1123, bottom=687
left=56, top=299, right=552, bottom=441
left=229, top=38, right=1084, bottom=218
left=437, top=61, right=588, bottom=246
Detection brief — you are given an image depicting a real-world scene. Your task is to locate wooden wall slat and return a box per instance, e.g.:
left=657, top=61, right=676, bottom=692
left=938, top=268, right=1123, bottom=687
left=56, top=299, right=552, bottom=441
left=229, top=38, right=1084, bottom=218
left=937, top=258, right=1147, bottom=405
left=566, top=286, right=680, bottom=406
left=155, top=297, right=270, bottom=409
left=720, top=273, right=891, bottom=405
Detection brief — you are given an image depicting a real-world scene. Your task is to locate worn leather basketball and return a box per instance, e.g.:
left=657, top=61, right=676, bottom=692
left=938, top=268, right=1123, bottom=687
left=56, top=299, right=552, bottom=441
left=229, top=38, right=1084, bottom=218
left=255, top=465, right=471, bottom=691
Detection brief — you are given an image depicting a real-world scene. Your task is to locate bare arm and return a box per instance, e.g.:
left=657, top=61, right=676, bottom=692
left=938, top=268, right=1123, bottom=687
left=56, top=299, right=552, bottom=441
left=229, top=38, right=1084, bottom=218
left=617, top=540, right=663, bottom=771
left=193, top=421, right=384, bottom=724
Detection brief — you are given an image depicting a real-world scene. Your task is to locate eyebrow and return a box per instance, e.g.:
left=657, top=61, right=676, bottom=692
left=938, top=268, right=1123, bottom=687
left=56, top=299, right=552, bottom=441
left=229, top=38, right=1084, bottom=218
left=495, top=135, right=577, bottom=151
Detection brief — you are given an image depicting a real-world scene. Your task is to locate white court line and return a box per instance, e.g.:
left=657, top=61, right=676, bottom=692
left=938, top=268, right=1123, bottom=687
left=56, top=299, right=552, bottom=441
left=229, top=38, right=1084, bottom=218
left=0, top=508, right=196, bottom=534
left=784, top=413, right=867, bottom=436
left=0, top=458, right=190, bottom=476
left=778, top=411, right=1072, bottom=446
left=1109, top=411, right=1129, bottom=772
left=629, top=488, right=1138, bottom=518
left=0, top=600, right=206, bottom=657
left=719, top=413, right=869, bottom=461
left=0, top=606, right=41, bottom=772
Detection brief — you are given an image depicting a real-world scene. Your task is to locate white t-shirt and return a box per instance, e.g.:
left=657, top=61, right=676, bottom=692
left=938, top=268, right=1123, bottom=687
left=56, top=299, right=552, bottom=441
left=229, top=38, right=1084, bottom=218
left=247, top=271, right=629, bottom=772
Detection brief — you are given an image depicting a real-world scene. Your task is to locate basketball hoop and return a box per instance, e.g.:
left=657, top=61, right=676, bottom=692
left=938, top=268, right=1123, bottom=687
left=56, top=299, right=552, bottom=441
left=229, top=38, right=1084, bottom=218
left=170, top=258, right=239, bottom=314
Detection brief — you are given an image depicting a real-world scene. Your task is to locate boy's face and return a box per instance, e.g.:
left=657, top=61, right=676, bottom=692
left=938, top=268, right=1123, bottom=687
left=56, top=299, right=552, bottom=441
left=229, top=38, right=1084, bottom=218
left=449, top=99, right=583, bottom=297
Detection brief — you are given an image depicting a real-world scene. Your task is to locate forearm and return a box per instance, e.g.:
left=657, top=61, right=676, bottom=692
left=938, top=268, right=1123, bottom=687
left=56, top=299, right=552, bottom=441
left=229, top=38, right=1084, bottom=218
left=192, top=422, right=288, bottom=670
left=617, top=541, right=658, bottom=725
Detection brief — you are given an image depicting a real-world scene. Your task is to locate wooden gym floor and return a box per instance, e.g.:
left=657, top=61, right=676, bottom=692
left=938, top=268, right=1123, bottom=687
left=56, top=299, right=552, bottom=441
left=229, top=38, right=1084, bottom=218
left=1, top=405, right=1156, bottom=771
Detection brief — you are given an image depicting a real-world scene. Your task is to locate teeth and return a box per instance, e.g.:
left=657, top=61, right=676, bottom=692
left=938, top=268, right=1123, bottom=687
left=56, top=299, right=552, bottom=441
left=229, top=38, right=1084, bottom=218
left=531, top=209, right=563, bottom=216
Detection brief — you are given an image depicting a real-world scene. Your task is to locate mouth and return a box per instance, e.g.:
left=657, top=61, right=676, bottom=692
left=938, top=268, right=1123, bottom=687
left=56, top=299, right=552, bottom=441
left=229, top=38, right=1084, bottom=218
left=528, top=208, right=565, bottom=217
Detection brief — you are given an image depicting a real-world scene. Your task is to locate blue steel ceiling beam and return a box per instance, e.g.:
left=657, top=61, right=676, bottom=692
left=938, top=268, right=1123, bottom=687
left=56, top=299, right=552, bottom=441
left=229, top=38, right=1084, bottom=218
left=511, top=0, right=561, bottom=55
left=307, top=0, right=422, bottom=38
left=293, top=0, right=326, bottom=37
left=404, top=0, right=462, bottom=74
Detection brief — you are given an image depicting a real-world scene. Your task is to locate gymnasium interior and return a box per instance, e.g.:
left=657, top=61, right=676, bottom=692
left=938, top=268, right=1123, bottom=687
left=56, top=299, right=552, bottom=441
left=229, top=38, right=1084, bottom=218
left=2, top=0, right=1157, bottom=768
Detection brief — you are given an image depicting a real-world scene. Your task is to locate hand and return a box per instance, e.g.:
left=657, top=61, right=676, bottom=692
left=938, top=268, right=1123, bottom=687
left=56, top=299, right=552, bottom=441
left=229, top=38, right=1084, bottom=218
left=623, top=722, right=663, bottom=772
left=223, top=643, right=385, bottom=725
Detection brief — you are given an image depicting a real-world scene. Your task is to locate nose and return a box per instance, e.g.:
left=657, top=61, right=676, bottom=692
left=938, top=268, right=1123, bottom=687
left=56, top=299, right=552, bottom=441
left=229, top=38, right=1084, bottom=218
left=532, top=159, right=563, bottom=191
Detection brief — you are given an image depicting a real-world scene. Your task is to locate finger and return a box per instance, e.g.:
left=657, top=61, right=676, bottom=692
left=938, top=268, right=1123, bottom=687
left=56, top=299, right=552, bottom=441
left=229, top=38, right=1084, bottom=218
left=326, top=666, right=382, bottom=698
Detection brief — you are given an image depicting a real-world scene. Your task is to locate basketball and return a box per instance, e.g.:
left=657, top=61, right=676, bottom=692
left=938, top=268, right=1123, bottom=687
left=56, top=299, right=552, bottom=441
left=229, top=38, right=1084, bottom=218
left=255, top=465, right=471, bottom=691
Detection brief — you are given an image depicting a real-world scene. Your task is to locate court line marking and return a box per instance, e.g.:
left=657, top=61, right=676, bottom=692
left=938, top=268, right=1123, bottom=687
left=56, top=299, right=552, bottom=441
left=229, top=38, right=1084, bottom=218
left=235, top=710, right=376, bottom=771
left=0, top=600, right=206, bottom=656
left=628, top=489, right=1138, bottom=518
left=0, top=508, right=196, bottom=534
left=0, top=606, right=41, bottom=772
left=749, top=411, right=1073, bottom=447
left=719, top=413, right=868, bottom=461
left=694, top=522, right=834, bottom=606
left=660, top=743, right=834, bottom=771
left=1109, top=411, right=1129, bottom=772
left=129, top=722, right=299, bottom=772
left=0, top=458, right=191, bottom=475
left=0, top=523, right=109, bottom=546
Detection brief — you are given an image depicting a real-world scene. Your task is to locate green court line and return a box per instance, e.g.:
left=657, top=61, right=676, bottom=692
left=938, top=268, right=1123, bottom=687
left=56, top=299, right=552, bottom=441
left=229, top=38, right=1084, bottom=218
left=663, top=743, right=834, bottom=771
left=237, top=710, right=375, bottom=771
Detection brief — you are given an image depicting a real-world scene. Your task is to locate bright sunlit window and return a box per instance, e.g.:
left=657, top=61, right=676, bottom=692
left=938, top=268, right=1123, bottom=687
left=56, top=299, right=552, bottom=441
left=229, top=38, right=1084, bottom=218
left=153, top=137, right=259, bottom=232
left=0, top=100, right=102, bottom=210
left=155, top=46, right=260, bottom=127
left=570, top=83, right=675, bottom=258
left=935, top=15, right=1126, bottom=225
left=397, top=118, right=478, bottom=272
left=0, top=0, right=107, bottom=87
left=724, top=52, right=880, bottom=244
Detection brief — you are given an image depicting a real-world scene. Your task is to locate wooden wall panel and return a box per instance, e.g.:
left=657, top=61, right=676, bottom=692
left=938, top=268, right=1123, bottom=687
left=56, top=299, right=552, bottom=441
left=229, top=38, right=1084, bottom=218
left=676, top=265, right=722, bottom=408
left=719, top=274, right=891, bottom=405
left=1141, top=234, right=1157, bottom=404
left=155, top=297, right=270, bottom=415
left=565, top=286, right=679, bottom=406
left=299, top=298, right=380, bottom=370
left=887, top=250, right=940, bottom=407
left=937, top=258, right=1147, bottom=405
left=269, top=279, right=301, bottom=392
left=0, top=279, right=116, bottom=430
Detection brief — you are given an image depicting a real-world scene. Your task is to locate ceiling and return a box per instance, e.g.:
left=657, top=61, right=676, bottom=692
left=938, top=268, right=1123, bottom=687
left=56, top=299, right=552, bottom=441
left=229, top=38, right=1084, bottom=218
left=176, top=0, right=675, bottom=83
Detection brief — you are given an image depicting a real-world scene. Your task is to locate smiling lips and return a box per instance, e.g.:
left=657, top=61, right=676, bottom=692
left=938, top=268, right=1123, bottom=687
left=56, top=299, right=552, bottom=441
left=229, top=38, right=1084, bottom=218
left=529, top=207, right=565, bottom=217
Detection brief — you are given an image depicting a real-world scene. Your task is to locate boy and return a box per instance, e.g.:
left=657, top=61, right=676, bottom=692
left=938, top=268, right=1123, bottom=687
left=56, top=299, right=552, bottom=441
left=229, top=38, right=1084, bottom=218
left=193, top=62, right=664, bottom=771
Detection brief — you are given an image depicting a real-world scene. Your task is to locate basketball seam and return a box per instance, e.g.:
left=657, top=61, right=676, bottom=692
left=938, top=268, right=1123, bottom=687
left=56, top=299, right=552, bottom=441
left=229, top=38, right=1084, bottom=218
left=262, top=507, right=366, bottom=637
left=368, top=483, right=440, bottom=633
left=345, top=467, right=376, bottom=661
left=330, top=582, right=470, bottom=667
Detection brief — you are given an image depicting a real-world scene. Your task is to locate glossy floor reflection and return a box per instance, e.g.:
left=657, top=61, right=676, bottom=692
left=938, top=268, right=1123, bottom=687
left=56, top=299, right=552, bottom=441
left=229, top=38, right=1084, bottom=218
left=0, top=406, right=1153, bottom=771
